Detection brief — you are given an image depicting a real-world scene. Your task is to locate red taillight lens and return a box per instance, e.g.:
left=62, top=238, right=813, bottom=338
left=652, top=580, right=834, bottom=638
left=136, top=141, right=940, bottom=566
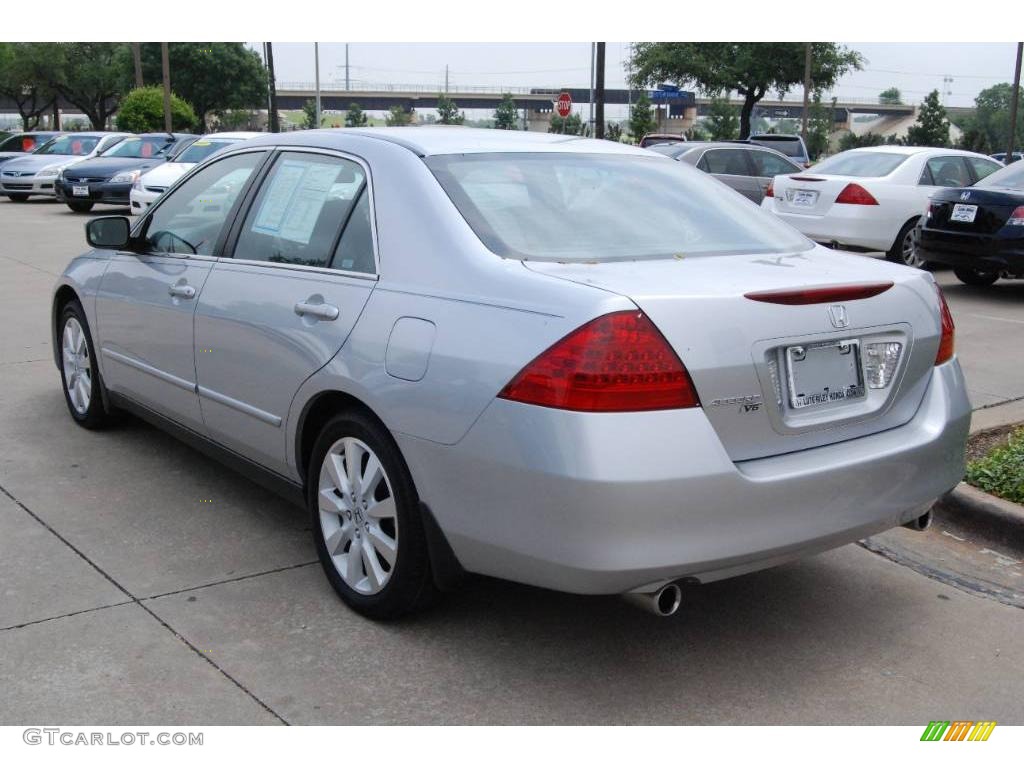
left=764, top=179, right=774, bottom=197
left=1007, top=205, right=1024, bottom=226
left=935, top=285, right=955, bottom=365
left=744, top=282, right=893, bottom=305
left=835, top=183, right=879, bottom=205
left=498, top=311, right=699, bottom=412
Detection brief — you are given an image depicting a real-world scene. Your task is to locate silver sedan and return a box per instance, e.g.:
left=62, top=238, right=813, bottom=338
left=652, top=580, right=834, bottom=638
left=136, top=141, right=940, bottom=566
left=52, top=127, right=970, bottom=619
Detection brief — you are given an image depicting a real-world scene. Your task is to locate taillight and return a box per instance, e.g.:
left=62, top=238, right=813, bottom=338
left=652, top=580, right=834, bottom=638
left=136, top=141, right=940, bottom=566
left=1007, top=205, right=1024, bottom=226
left=764, top=179, right=774, bottom=197
left=935, top=285, right=955, bottom=365
left=497, top=311, right=699, bottom=412
left=835, top=183, right=879, bottom=205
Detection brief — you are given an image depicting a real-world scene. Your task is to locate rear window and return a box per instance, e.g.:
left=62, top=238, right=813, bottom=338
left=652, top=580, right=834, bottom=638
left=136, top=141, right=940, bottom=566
left=751, top=136, right=805, bottom=158
left=426, top=152, right=811, bottom=262
left=810, top=151, right=909, bottom=177
left=640, top=136, right=684, bottom=148
left=976, top=160, right=1024, bottom=190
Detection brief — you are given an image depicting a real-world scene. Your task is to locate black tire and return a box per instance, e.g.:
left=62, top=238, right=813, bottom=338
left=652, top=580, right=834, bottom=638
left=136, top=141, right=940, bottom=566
left=66, top=200, right=94, bottom=213
left=886, top=219, right=926, bottom=267
left=954, top=267, right=999, bottom=286
left=308, top=410, right=436, bottom=619
left=58, top=300, right=113, bottom=429
left=7, top=193, right=29, bottom=202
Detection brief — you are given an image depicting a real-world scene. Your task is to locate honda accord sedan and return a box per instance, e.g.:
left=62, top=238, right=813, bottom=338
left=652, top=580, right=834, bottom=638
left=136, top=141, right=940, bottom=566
left=52, top=128, right=970, bottom=619
left=0, top=132, right=129, bottom=201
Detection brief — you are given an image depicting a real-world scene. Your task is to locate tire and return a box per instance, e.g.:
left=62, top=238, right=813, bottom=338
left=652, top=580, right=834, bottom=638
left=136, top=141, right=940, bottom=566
left=66, top=200, right=94, bottom=213
left=887, top=219, right=925, bottom=267
left=954, top=267, right=999, bottom=286
left=6, top=193, right=29, bottom=202
left=58, top=300, right=113, bottom=429
left=309, top=410, right=436, bottom=619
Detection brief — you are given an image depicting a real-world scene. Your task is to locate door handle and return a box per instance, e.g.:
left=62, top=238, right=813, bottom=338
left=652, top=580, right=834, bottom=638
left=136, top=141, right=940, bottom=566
left=168, top=283, right=196, bottom=299
left=294, top=300, right=340, bottom=321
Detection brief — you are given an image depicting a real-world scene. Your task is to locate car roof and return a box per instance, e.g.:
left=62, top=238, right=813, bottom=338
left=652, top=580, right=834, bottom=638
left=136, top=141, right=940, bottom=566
left=200, top=131, right=263, bottom=140
left=841, top=145, right=984, bottom=158
left=239, top=126, right=652, bottom=158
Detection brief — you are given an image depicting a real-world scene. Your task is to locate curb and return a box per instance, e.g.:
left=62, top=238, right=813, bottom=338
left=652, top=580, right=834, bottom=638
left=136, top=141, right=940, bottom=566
left=935, top=482, right=1024, bottom=546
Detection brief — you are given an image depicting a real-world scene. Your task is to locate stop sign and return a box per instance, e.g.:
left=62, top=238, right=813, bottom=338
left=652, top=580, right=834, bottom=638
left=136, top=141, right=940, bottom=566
left=556, top=91, right=572, bottom=118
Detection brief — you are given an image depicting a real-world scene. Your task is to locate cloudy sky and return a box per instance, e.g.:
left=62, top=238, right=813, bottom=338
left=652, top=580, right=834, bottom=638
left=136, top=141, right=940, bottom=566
left=261, top=42, right=1021, bottom=111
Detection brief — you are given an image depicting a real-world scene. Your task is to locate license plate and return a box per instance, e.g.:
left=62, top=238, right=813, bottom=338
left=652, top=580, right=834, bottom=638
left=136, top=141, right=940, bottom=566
left=785, top=340, right=864, bottom=409
left=72, top=185, right=89, bottom=197
left=788, top=189, right=818, bottom=207
left=950, top=203, right=977, bottom=223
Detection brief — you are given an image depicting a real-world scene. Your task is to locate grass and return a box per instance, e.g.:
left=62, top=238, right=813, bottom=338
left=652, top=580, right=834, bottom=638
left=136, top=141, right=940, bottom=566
left=965, top=426, right=1024, bottom=504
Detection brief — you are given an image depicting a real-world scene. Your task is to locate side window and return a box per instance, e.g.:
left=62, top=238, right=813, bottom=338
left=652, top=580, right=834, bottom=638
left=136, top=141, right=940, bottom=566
left=967, top=157, right=1001, bottom=182
left=750, top=150, right=799, bottom=178
left=144, top=151, right=263, bottom=256
left=234, top=153, right=366, bottom=268
left=330, top=187, right=375, bottom=274
left=701, top=149, right=752, bottom=176
left=925, top=156, right=972, bottom=187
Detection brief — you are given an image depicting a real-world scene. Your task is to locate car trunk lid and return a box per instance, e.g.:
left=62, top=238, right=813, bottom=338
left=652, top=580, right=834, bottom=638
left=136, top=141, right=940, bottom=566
left=770, top=174, right=874, bottom=217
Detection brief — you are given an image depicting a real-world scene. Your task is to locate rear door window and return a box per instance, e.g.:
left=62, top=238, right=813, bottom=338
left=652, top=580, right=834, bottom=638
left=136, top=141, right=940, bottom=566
left=699, top=149, right=753, bottom=176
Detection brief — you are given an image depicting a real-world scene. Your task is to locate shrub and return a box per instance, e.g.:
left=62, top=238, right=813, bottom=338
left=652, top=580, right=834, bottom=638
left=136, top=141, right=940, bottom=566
left=117, top=86, right=196, bottom=133
left=965, top=427, right=1024, bottom=504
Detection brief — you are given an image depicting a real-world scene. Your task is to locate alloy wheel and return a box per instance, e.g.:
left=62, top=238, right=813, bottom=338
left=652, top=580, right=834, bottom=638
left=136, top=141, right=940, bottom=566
left=902, top=229, right=923, bottom=267
left=318, top=437, right=399, bottom=595
left=62, top=317, right=92, bottom=415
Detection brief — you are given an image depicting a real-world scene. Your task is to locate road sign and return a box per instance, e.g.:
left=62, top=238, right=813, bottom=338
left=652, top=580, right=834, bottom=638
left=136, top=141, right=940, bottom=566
left=556, top=91, right=572, bottom=118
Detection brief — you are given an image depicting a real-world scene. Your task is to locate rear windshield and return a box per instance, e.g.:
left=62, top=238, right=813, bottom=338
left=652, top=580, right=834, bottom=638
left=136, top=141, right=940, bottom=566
left=976, top=160, right=1024, bottom=190
left=751, top=136, right=805, bottom=158
left=810, top=151, right=909, bottom=177
left=35, top=135, right=102, bottom=156
left=426, top=152, right=811, bottom=262
left=174, top=139, right=238, bottom=164
left=102, top=136, right=176, bottom=159
left=640, top=136, right=684, bottom=148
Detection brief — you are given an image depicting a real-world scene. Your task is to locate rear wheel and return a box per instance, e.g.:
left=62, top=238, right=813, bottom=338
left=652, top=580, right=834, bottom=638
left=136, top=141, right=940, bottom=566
left=309, top=410, right=436, bottom=619
left=67, top=200, right=94, bottom=213
left=6, top=193, right=29, bottom=202
left=954, top=267, right=999, bottom=286
left=887, top=219, right=925, bottom=267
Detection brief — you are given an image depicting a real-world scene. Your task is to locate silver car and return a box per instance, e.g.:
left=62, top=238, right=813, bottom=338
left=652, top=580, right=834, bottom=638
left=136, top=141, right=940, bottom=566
left=1, top=132, right=129, bottom=200
left=650, top=141, right=802, bottom=203
left=52, top=127, right=970, bottom=620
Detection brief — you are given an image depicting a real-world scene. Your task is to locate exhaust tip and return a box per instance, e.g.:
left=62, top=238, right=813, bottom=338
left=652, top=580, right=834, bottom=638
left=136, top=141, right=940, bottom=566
left=624, top=583, right=682, bottom=617
left=903, top=510, right=933, bottom=532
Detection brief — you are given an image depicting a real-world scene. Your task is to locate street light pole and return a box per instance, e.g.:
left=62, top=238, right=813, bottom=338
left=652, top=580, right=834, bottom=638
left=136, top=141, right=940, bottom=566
left=589, top=43, right=595, bottom=136
left=345, top=44, right=350, bottom=90
left=161, top=42, right=172, bottom=133
left=314, top=42, right=321, bottom=128
left=1007, top=42, right=1023, bottom=163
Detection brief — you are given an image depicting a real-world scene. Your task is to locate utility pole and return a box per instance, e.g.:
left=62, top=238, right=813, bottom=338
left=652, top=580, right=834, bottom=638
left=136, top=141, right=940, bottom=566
left=132, top=43, right=144, bottom=88
left=595, top=42, right=606, bottom=139
left=160, top=42, right=172, bottom=133
left=801, top=43, right=812, bottom=144
left=266, top=42, right=279, bottom=133
left=1008, top=42, right=1023, bottom=163
left=445, top=65, right=449, bottom=93
left=589, top=43, right=595, bottom=136
left=345, top=44, right=350, bottom=90
left=314, top=42, right=321, bottom=128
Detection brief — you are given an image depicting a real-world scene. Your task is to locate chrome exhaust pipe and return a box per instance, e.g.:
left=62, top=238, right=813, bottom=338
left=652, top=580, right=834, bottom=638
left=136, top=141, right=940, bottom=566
left=903, top=510, right=933, bottom=532
left=623, top=583, right=682, bottom=617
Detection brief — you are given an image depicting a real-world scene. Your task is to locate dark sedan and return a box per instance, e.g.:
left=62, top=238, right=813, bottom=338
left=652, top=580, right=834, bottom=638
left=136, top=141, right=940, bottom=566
left=916, top=160, right=1024, bottom=286
left=55, top=133, right=197, bottom=212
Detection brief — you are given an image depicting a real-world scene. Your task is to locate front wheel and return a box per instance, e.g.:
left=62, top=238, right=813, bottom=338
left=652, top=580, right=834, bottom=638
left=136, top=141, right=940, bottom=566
left=66, top=200, right=94, bottom=213
left=954, top=267, right=999, bottom=286
left=309, top=410, right=436, bottom=619
left=887, top=220, right=926, bottom=267
left=59, top=301, right=113, bottom=429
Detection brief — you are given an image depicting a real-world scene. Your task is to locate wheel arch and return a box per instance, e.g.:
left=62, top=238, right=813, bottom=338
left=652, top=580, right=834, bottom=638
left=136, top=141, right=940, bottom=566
left=51, top=283, right=81, bottom=369
left=890, top=214, right=924, bottom=253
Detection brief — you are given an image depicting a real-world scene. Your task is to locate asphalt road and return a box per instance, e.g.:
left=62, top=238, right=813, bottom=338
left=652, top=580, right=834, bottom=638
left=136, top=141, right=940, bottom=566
left=1, top=197, right=1022, bottom=725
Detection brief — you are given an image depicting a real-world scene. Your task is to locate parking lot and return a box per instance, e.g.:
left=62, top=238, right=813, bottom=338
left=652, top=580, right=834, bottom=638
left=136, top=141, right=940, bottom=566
left=1, top=196, right=1023, bottom=725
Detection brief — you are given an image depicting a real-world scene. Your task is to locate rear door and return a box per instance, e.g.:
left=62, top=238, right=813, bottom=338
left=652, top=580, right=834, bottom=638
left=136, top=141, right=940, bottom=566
left=748, top=149, right=801, bottom=203
left=194, top=150, right=377, bottom=477
left=697, top=148, right=761, bottom=202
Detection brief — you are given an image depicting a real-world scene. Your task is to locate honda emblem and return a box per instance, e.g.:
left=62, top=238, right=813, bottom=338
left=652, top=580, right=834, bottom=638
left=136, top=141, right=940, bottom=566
left=828, top=304, right=849, bottom=329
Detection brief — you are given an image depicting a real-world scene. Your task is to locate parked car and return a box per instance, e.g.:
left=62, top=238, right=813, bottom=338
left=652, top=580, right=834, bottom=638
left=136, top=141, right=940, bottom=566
left=0, top=131, right=61, bottom=167
left=639, top=133, right=686, bottom=148
left=52, top=127, right=969, bottom=619
left=749, top=133, right=811, bottom=167
left=0, top=132, right=129, bottom=201
left=990, top=151, right=1022, bottom=164
left=55, top=132, right=197, bottom=212
left=916, top=159, right=1024, bottom=286
left=650, top=141, right=802, bottom=203
left=130, top=131, right=262, bottom=215
left=761, top=146, right=1003, bottom=266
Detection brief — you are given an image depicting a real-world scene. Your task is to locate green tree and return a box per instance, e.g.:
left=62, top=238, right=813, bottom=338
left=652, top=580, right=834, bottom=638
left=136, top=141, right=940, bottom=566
left=301, top=99, right=321, bottom=129
left=628, top=91, right=655, bottom=142
left=685, top=123, right=709, bottom=141
left=838, top=131, right=887, bottom=152
left=707, top=96, right=739, bottom=139
left=136, top=43, right=267, bottom=132
left=345, top=102, right=368, bottom=127
left=548, top=112, right=584, bottom=135
left=906, top=89, right=950, bottom=147
left=385, top=104, right=413, bottom=126
left=0, top=43, right=57, bottom=130
left=216, top=109, right=257, bottom=131
left=605, top=122, right=623, bottom=142
left=493, top=93, right=518, bottom=130
left=116, top=86, right=196, bottom=132
left=628, top=42, right=862, bottom=139
left=52, top=42, right=130, bottom=129
left=436, top=93, right=465, bottom=125
left=805, top=93, right=835, bottom=160
left=972, top=83, right=1024, bottom=154
left=879, top=87, right=903, bottom=105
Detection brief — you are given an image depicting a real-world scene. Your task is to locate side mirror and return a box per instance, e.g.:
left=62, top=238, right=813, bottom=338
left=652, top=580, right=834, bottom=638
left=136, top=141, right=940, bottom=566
left=85, top=216, right=131, bottom=250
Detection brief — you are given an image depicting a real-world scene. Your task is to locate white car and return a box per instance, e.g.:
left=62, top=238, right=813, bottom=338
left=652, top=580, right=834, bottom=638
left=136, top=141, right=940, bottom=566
left=129, top=131, right=261, bottom=214
left=761, top=146, right=1003, bottom=266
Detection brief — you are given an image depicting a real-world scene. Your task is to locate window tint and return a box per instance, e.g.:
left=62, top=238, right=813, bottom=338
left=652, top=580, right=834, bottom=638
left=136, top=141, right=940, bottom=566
left=144, top=152, right=263, bottom=256
left=750, top=150, right=799, bottom=177
left=330, top=187, right=375, bottom=273
left=926, top=156, right=971, bottom=187
left=234, top=153, right=366, bottom=268
left=701, top=149, right=751, bottom=176
left=812, top=151, right=908, bottom=177
left=967, top=157, right=1001, bottom=182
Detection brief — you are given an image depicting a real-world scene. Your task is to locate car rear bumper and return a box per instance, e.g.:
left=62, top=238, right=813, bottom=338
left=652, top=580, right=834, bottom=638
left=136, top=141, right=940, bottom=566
left=761, top=199, right=899, bottom=252
left=399, top=360, right=971, bottom=595
left=1, top=177, right=57, bottom=196
left=916, top=227, right=1024, bottom=273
